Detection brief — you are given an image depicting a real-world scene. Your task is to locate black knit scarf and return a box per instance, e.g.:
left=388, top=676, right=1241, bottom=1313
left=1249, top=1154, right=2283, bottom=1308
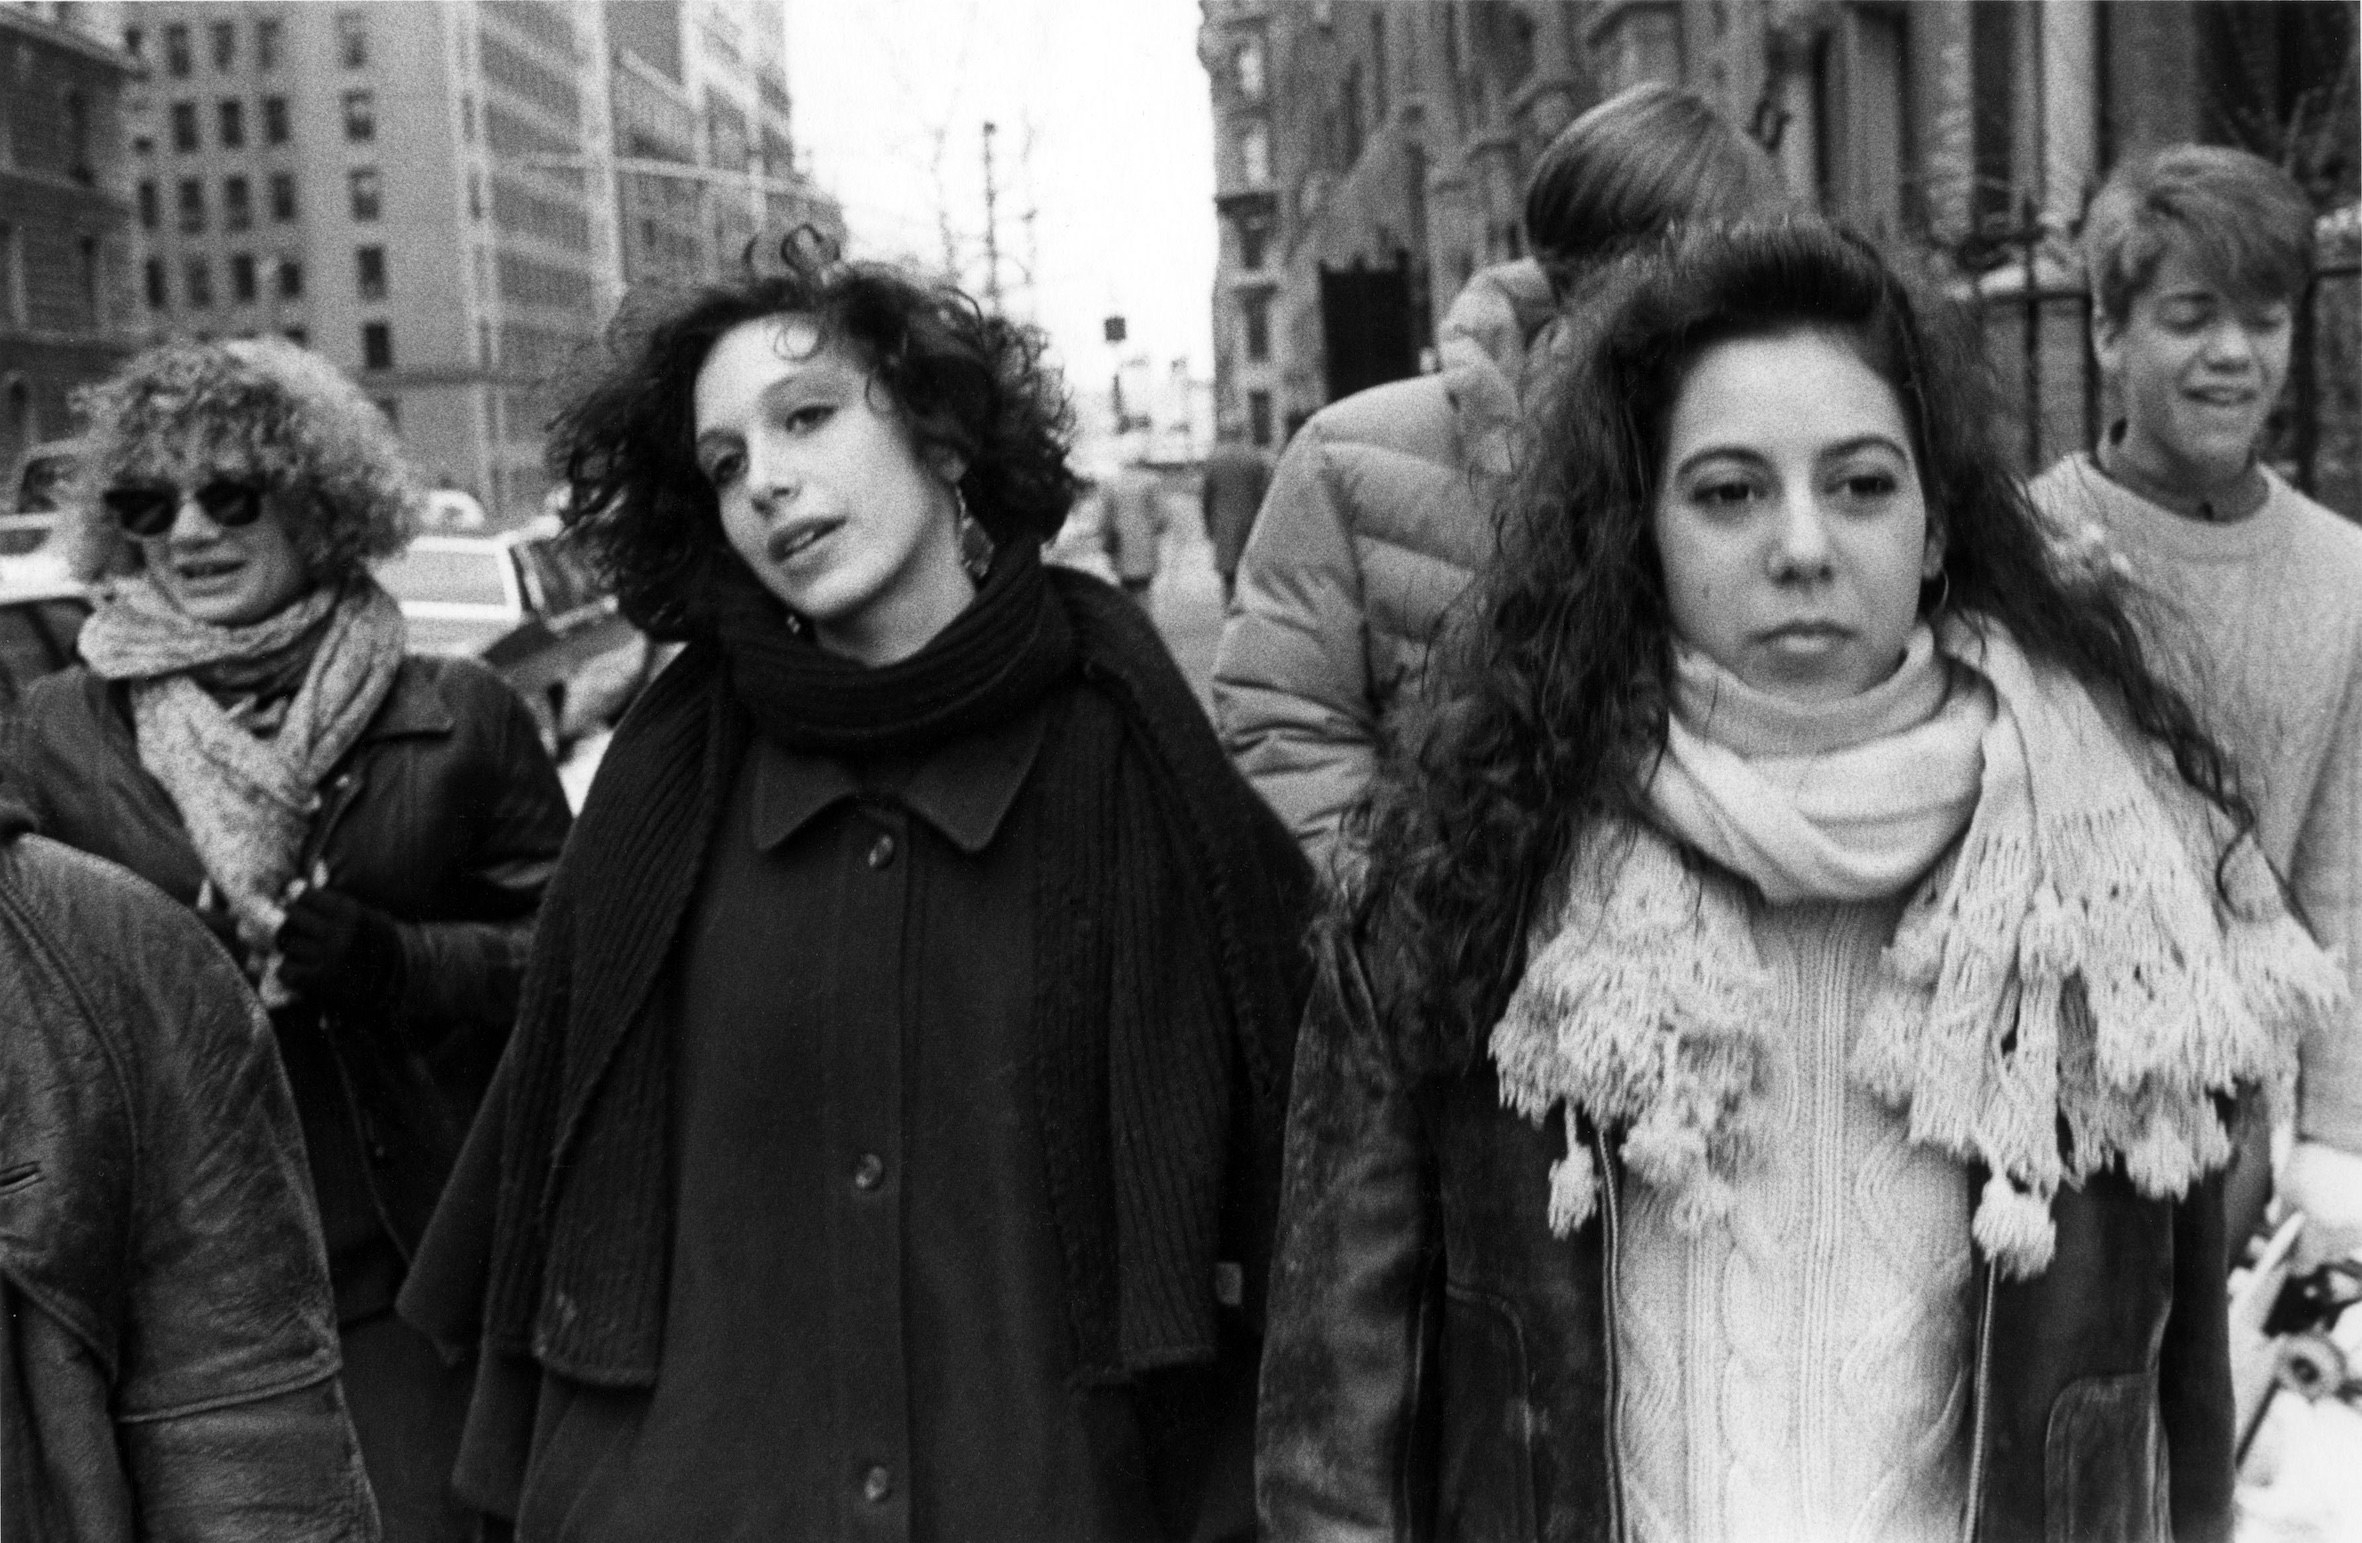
left=465, top=542, right=1312, bottom=1388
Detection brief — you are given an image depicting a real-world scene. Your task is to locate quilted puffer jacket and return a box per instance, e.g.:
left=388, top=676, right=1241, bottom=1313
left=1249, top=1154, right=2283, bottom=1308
left=1212, top=260, right=1557, bottom=879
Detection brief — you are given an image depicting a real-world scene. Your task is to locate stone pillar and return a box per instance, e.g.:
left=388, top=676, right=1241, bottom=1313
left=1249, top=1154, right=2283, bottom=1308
left=2040, top=0, right=2097, bottom=234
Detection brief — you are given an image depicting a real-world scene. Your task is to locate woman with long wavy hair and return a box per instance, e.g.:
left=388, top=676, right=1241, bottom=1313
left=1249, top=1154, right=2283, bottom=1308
left=1256, top=218, right=2339, bottom=1543
left=398, top=239, right=1313, bottom=1540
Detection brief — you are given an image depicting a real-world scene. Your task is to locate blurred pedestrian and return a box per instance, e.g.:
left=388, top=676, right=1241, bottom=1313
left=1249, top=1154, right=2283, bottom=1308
left=0, top=338, right=572, bottom=1543
left=2029, top=144, right=2362, bottom=1275
left=1259, top=217, right=2338, bottom=1543
left=1199, top=432, right=1271, bottom=607
left=0, top=788, right=381, bottom=1541
left=1101, top=457, right=1168, bottom=611
left=399, top=240, right=1313, bottom=1542
left=1213, top=83, right=1786, bottom=879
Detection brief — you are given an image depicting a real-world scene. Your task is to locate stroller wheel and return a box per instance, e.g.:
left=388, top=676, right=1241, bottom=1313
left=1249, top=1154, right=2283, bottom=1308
left=2275, top=1333, right=2349, bottom=1400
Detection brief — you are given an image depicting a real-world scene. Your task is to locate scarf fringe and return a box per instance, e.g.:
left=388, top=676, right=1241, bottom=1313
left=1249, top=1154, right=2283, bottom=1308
left=1492, top=627, right=2341, bottom=1277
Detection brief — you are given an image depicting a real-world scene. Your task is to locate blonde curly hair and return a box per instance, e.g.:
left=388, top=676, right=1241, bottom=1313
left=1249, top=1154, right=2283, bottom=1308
left=67, top=338, right=420, bottom=583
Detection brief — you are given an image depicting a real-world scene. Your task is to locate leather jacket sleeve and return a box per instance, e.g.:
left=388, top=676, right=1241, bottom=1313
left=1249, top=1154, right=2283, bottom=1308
left=1257, top=938, right=1438, bottom=1542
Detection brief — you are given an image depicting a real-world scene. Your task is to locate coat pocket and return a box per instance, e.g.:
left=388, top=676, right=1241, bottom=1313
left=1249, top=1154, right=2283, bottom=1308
left=1436, top=1281, right=1539, bottom=1543
left=2044, top=1370, right=2170, bottom=1543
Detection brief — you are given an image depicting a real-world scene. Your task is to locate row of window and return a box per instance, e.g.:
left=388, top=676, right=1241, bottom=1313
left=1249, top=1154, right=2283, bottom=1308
left=136, top=170, right=388, bottom=231
left=151, top=93, right=374, bottom=157
left=124, top=13, right=370, bottom=79
left=141, top=246, right=388, bottom=306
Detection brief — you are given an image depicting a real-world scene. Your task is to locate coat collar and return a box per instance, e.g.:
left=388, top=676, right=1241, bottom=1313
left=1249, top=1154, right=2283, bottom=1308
left=748, top=696, right=1049, bottom=856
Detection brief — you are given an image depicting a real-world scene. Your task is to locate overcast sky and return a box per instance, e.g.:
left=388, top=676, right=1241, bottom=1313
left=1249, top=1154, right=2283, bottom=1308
left=780, top=0, right=1217, bottom=448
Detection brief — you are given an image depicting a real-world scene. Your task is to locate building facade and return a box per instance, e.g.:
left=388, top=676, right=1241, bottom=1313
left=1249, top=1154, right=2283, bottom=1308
left=1201, top=0, right=2357, bottom=474
left=0, top=0, right=137, bottom=483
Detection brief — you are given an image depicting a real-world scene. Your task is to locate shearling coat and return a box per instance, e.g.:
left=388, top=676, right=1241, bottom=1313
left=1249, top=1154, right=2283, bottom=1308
left=1211, top=260, right=1556, bottom=876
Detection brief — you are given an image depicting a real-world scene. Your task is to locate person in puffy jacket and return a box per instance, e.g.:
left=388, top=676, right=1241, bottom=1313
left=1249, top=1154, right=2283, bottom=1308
left=0, top=338, right=572, bottom=1543
left=1212, top=83, right=1785, bottom=879
left=1258, top=217, right=2318, bottom=1543
left=0, top=788, right=381, bottom=1542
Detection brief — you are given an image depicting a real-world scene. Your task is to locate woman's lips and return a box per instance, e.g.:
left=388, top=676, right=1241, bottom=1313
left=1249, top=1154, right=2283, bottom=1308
left=766, top=518, right=844, bottom=565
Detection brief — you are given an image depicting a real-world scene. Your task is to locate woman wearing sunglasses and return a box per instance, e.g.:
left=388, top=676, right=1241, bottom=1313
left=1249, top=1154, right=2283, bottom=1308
left=0, top=337, right=573, bottom=1543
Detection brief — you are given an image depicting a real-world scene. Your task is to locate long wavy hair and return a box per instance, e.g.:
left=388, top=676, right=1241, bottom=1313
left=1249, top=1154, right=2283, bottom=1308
left=1349, top=216, right=2251, bottom=1080
left=550, top=234, right=1080, bottom=641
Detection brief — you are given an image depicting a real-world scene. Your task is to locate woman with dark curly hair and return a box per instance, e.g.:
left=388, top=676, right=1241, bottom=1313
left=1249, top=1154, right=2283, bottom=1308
left=398, top=243, right=1314, bottom=1540
left=1257, top=218, right=2343, bottom=1543
left=0, top=337, right=573, bottom=1541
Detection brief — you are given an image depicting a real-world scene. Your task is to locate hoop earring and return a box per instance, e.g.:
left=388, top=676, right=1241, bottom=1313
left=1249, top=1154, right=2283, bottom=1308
left=953, top=483, right=993, bottom=582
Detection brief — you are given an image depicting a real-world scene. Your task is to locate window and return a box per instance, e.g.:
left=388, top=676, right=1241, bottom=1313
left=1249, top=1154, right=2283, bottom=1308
left=224, top=175, right=252, bottom=230
left=284, top=326, right=308, bottom=347
left=1248, top=390, right=1274, bottom=449
left=138, top=180, right=159, bottom=229
left=348, top=168, right=381, bottom=221
left=276, top=257, right=303, bottom=299
left=356, top=245, right=386, bottom=301
left=164, top=23, right=191, bottom=78
left=1238, top=221, right=1267, bottom=271
left=342, top=89, right=374, bottom=142
left=133, top=134, right=154, bottom=157
left=269, top=172, right=297, bottom=221
left=361, top=322, right=392, bottom=370
left=258, top=18, right=282, bottom=70
left=373, top=397, right=400, bottom=431
left=78, top=237, right=100, bottom=326
left=218, top=99, right=245, bottom=150
left=123, top=26, right=144, bottom=60
left=184, top=257, right=213, bottom=309
left=1237, top=37, right=1266, bottom=100
left=1241, top=124, right=1271, bottom=186
left=177, top=178, right=206, bottom=233
left=0, top=224, right=17, bottom=328
left=263, top=97, right=290, bottom=145
left=171, top=101, right=199, bottom=152
left=1242, top=293, right=1271, bottom=363
left=227, top=253, right=256, bottom=303
left=467, top=171, right=482, bottom=221
left=337, top=12, right=369, bottom=69
left=211, top=20, right=235, bottom=71
left=145, top=257, right=167, bottom=310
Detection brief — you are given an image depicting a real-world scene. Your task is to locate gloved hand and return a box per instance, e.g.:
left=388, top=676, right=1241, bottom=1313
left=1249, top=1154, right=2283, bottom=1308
left=2284, top=1138, right=2362, bottom=1272
left=276, top=886, right=406, bottom=1013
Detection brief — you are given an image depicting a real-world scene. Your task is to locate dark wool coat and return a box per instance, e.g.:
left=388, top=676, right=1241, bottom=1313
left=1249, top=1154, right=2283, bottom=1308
left=1257, top=939, right=2234, bottom=1543
left=0, top=806, right=379, bottom=1542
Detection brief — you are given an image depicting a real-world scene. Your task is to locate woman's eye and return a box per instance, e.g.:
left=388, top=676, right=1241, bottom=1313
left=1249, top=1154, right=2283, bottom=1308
left=701, top=451, right=744, bottom=488
left=1833, top=470, right=1899, bottom=501
left=1690, top=479, right=1760, bottom=510
left=782, top=404, right=835, bottom=433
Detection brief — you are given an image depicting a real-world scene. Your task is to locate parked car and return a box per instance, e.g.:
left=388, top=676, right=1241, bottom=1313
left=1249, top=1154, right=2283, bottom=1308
left=0, top=569, right=91, bottom=715
left=372, top=519, right=648, bottom=751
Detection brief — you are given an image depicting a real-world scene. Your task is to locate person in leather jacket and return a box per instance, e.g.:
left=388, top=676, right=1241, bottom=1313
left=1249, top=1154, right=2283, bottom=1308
left=0, top=789, right=380, bottom=1541
left=1257, top=218, right=2339, bottom=1543
left=0, top=338, right=571, bottom=1542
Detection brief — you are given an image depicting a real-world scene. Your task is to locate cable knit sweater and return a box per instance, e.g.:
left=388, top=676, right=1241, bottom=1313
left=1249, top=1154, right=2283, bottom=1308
left=1614, top=896, right=1973, bottom=1543
left=2028, top=458, right=2362, bottom=1150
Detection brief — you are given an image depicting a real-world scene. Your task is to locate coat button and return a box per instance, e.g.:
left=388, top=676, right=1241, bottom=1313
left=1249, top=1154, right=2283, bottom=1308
left=852, top=1153, right=885, bottom=1191
left=866, top=833, right=897, bottom=869
left=861, top=1464, right=892, bottom=1503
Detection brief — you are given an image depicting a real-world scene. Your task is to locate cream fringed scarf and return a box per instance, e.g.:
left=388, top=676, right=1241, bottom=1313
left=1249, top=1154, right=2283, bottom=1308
left=78, top=574, right=406, bottom=1002
left=1489, top=617, right=2345, bottom=1280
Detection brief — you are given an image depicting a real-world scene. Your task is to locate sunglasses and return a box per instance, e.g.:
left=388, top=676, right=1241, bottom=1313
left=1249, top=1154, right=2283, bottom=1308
left=102, top=479, right=268, bottom=538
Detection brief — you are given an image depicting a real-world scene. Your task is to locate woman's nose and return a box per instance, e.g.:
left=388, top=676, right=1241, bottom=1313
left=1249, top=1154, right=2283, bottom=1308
left=1769, top=490, right=1835, bottom=578
left=166, top=491, right=221, bottom=540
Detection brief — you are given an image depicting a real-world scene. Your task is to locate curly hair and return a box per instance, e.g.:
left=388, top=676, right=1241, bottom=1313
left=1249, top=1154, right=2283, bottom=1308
left=68, top=337, right=418, bottom=584
left=550, top=235, right=1080, bottom=641
left=1350, top=216, right=2252, bottom=1080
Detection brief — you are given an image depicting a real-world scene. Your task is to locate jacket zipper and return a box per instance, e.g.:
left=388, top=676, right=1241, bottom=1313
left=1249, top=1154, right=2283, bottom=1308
left=1960, top=1259, right=1998, bottom=1543
left=1593, top=1124, right=1628, bottom=1543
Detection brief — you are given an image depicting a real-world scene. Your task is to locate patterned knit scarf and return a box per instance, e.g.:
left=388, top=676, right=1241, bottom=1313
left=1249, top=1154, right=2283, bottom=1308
left=1491, top=615, right=2344, bottom=1279
left=76, top=574, right=405, bottom=998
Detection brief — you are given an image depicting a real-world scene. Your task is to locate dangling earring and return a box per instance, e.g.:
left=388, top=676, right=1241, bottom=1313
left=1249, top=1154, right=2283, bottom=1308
left=953, top=483, right=993, bottom=583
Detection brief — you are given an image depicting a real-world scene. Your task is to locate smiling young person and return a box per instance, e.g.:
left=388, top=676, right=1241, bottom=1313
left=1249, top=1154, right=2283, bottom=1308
left=397, top=242, right=1313, bottom=1541
left=1257, top=219, right=2342, bottom=1543
left=0, top=338, right=573, bottom=1542
left=2028, top=145, right=2362, bottom=1275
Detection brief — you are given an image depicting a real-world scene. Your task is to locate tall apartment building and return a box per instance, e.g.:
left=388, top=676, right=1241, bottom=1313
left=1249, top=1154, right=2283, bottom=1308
left=1202, top=1, right=2357, bottom=466
left=0, top=0, right=137, bottom=480
left=606, top=0, right=842, bottom=292
left=114, top=0, right=618, bottom=522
